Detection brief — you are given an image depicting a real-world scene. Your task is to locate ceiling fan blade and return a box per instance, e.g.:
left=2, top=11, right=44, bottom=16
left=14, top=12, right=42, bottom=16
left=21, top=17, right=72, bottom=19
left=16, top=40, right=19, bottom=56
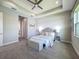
left=37, top=5, right=43, bottom=9
left=27, top=0, right=35, bottom=4
left=35, top=0, right=37, bottom=3
left=32, top=5, right=36, bottom=9
left=37, top=0, right=43, bottom=4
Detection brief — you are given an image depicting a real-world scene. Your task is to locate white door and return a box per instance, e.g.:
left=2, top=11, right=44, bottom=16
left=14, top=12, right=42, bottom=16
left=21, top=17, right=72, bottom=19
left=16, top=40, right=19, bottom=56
left=0, top=12, right=3, bottom=46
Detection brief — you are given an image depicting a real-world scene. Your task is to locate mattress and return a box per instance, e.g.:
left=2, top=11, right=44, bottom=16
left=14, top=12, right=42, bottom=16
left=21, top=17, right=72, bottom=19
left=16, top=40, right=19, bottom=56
left=29, top=35, right=55, bottom=47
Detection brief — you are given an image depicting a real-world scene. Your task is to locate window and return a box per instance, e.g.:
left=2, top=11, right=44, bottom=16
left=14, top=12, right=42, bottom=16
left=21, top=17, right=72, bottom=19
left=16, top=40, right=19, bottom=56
left=74, top=5, right=79, bottom=37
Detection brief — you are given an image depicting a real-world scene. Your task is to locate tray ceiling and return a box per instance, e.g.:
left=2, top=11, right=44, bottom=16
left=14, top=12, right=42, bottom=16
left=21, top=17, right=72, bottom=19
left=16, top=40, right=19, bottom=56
left=0, top=0, right=76, bottom=18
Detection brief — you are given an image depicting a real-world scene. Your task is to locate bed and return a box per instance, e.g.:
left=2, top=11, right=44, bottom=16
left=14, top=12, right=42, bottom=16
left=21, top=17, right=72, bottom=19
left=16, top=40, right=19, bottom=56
left=28, top=27, right=55, bottom=51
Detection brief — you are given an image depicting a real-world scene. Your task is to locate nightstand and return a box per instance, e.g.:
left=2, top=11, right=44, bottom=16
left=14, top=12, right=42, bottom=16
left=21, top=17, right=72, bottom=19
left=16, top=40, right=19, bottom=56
left=54, top=35, right=60, bottom=41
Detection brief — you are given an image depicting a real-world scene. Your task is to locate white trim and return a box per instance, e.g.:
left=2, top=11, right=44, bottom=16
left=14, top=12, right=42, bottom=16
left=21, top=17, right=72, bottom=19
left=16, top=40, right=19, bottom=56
left=0, top=44, right=3, bottom=46
left=3, top=40, right=19, bottom=46
left=61, top=40, right=71, bottom=44
left=74, top=35, right=79, bottom=39
left=71, top=42, right=79, bottom=56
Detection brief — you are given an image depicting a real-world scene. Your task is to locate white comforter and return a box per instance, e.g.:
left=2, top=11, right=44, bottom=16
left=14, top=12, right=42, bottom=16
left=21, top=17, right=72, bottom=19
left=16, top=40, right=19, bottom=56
left=29, top=35, right=55, bottom=47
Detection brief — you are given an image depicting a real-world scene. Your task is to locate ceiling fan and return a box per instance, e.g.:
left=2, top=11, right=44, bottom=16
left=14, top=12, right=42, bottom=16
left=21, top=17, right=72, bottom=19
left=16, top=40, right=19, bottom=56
left=27, top=0, right=43, bottom=10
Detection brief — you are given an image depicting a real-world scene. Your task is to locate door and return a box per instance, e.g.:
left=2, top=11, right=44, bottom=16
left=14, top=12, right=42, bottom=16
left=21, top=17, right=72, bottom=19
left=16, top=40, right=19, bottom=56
left=19, top=16, right=28, bottom=41
left=0, top=12, right=3, bottom=46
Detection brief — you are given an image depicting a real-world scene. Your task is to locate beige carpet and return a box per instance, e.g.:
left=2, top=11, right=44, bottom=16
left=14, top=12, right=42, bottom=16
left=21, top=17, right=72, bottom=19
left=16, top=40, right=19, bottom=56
left=0, top=40, right=78, bottom=59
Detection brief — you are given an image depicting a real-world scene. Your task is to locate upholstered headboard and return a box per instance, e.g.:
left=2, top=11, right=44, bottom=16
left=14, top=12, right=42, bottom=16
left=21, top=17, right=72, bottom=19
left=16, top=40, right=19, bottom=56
left=39, top=27, right=55, bottom=36
left=42, top=27, right=53, bottom=32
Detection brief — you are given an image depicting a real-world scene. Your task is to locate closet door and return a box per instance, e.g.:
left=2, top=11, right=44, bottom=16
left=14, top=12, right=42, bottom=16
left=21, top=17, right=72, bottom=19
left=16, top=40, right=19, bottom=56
left=0, top=12, right=3, bottom=46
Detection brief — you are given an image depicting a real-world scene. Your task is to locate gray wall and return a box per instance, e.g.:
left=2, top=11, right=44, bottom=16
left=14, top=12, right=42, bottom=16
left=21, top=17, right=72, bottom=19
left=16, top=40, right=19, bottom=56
left=71, top=0, right=79, bottom=56
left=27, top=17, right=37, bottom=38
left=36, top=12, right=71, bottom=42
left=0, top=6, right=19, bottom=44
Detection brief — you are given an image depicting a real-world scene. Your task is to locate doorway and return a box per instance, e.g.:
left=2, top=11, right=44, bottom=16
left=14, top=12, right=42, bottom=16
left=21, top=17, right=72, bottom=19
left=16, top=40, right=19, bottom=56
left=19, top=16, right=28, bottom=41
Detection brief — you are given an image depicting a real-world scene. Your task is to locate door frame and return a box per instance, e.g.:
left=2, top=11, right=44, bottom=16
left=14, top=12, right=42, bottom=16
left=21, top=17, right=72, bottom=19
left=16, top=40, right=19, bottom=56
left=0, top=12, right=3, bottom=46
left=19, top=16, right=28, bottom=41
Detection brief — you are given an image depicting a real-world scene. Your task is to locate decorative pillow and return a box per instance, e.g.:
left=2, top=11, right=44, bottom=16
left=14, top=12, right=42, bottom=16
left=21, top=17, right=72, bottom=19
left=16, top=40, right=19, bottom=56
left=44, top=32, right=49, bottom=36
left=41, top=31, right=45, bottom=35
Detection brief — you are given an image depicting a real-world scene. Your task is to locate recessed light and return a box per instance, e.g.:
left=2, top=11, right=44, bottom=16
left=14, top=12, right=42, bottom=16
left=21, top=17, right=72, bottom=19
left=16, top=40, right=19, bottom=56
left=56, top=0, right=59, bottom=4
left=31, top=14, right=36, bottom=17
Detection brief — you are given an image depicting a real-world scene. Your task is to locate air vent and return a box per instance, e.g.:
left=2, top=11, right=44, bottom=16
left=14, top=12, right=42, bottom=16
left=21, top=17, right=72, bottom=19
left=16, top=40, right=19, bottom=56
left=11, top=7, right=16, bottom=10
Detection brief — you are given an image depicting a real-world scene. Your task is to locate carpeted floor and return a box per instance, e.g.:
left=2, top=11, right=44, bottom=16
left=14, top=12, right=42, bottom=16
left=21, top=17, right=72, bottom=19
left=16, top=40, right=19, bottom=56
left=0, top=40, right=78, bottom=59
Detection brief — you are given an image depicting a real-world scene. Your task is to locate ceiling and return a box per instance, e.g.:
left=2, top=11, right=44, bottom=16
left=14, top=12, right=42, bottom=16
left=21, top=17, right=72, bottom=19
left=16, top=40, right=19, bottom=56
left=15, top=0, right=62, bottom=14
left=0, top=0, right=76, bottom=18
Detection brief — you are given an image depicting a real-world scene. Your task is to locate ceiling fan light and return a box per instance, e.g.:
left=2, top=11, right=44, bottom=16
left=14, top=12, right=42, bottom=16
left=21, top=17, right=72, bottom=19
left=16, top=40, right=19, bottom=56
left=35, top=5, right=38, bottom=7
left=56, top=0, right=59, bottom=4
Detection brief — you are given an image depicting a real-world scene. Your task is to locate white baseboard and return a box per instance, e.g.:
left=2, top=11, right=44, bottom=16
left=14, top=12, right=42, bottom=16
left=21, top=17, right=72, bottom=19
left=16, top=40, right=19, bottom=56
left=3, top=40, right=19, bottom=46
left=60, top=40, right=71, bottom=44
left=71, top=42, right=79, bottom=56
left=0, top=44, right=3, bottom=46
